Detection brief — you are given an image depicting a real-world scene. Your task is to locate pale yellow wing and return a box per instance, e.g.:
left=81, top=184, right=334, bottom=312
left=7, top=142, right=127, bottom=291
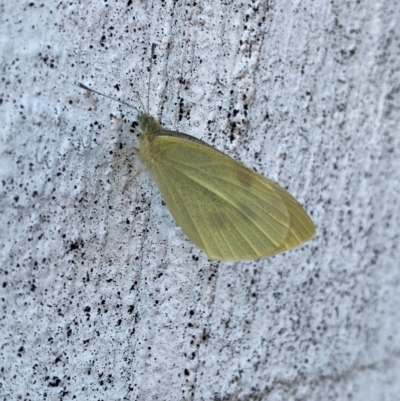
left=147, top=136, right=315, bottom=261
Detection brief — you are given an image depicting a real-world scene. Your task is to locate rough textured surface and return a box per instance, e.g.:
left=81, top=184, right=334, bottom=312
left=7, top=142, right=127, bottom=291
left=1, top=1, right=399, bottom=400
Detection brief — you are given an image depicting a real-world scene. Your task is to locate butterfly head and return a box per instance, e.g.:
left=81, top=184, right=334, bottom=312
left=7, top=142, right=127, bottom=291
left=137, top=114, right=165, bottom=141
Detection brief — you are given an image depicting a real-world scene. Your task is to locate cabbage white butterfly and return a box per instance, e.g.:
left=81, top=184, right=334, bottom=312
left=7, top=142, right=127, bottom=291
left=78, top=50, right=315, bottom=261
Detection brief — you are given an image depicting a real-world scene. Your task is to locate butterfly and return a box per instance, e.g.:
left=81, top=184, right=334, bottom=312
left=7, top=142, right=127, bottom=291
left=78, top=49, right=315, bottom=261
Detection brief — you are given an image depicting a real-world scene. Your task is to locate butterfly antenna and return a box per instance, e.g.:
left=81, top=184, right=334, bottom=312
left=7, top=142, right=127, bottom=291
left=78, top=83, right=139, bottom=113
left=147, top=43, right=156, bottom=115
left=136, top=91, right=146, bottom=114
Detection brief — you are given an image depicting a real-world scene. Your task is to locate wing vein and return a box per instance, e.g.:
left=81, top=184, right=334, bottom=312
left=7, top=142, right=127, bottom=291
left=170, top=159, right=288, bottom=230
left=169, top=165, right=285, bottom=247
left=161, top=163, right=229, bottom=257
left=162, top=162, right=262, bottom=258
left=174, top=159, right=282, bottom=205
left=164, top=162, right=285, bottom=248
left=194, top=193, right=233, bottom=259
left=153, top=164, right=208, bottom=250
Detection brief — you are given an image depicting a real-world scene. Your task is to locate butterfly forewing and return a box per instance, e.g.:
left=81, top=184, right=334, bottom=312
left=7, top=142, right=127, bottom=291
left=147, top=136, right=314, bottom=260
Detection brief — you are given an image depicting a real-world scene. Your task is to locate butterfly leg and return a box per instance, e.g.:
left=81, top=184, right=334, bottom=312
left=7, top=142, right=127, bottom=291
left=122, top=164, right=147, bottom=194
left=96, top=147, right=138, bottom=169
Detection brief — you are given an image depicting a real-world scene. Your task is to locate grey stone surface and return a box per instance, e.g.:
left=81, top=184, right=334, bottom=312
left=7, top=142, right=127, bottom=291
left=1, top=0, right=399, bottom=400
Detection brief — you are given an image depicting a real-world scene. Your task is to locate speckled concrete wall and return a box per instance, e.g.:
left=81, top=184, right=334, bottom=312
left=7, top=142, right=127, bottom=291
left=1, top=1, right=399, bottom=400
